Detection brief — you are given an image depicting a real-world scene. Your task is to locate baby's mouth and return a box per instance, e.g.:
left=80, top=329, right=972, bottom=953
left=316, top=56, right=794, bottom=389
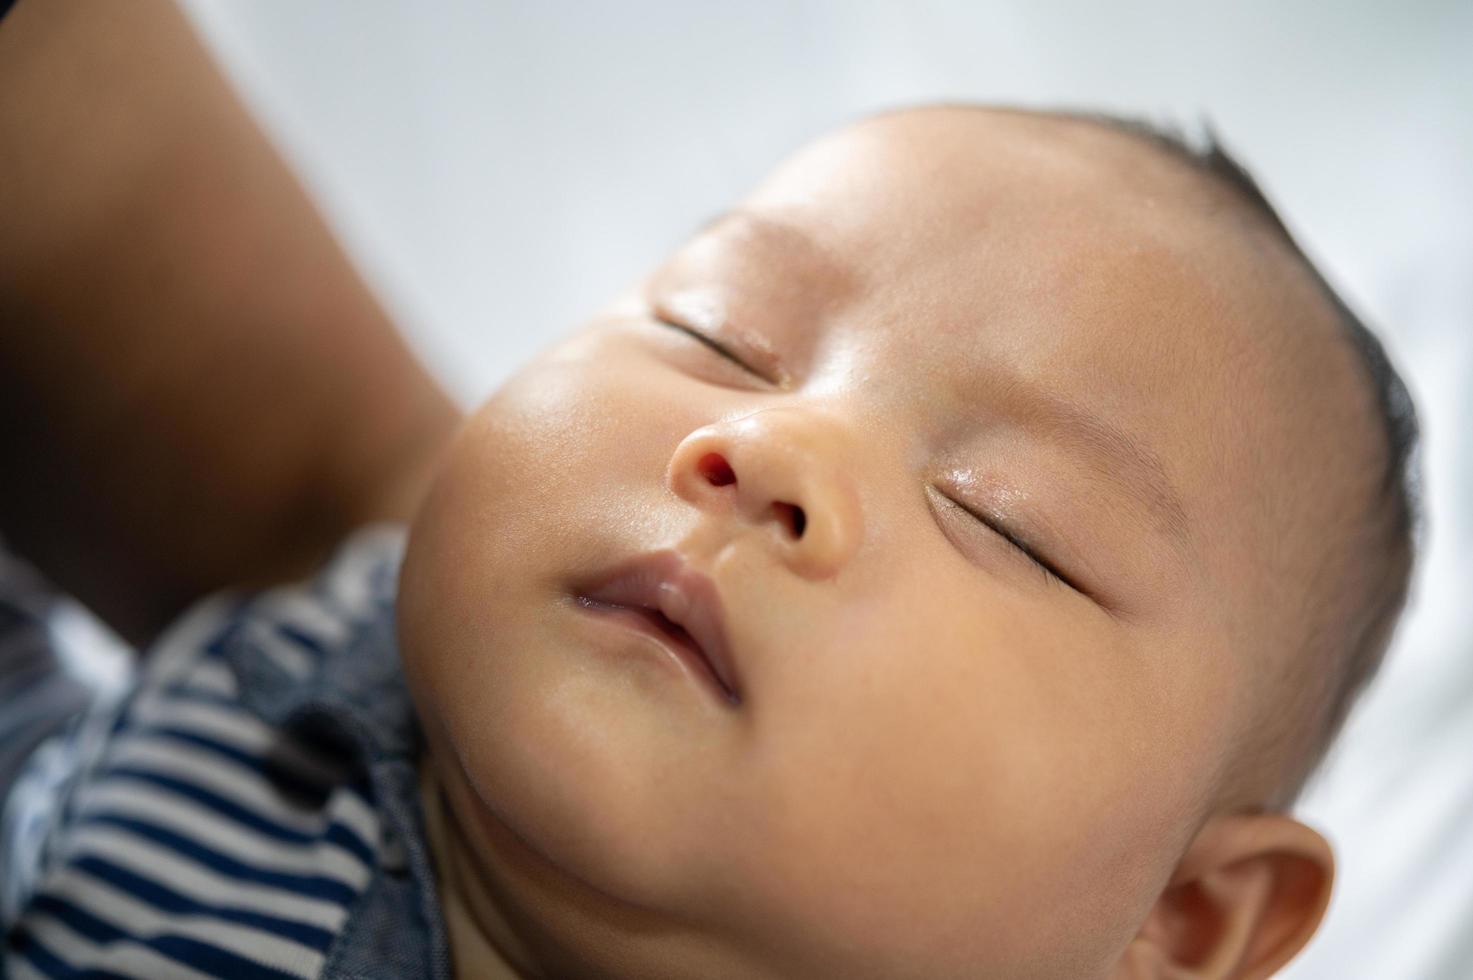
left=573, top=550, right=742, bottom=707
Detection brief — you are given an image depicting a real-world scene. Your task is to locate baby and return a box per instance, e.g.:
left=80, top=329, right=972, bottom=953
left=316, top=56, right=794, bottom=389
left=392, top=107, right=1420, bottom=978
left=0, top=5, right=1419, bottom=980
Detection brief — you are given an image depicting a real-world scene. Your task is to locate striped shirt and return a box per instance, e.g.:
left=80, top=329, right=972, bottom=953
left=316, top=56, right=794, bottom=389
left=0, top=527, right=450, bottom=979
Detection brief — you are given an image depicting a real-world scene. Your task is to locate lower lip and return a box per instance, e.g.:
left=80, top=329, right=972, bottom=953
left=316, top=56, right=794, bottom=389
left=572, top=597, right=738, bottom=707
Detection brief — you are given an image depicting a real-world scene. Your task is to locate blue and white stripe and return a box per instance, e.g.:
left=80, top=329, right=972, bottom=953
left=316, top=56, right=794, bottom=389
left=1, top=529, right=410, bottom=979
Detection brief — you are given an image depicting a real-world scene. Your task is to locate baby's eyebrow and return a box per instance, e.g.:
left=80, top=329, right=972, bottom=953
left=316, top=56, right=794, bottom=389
left=1013, top=385, right=1193, bottom=550
left=687, top=208, right=809, bottom=249
left=682, top=209, right=857, bottom=296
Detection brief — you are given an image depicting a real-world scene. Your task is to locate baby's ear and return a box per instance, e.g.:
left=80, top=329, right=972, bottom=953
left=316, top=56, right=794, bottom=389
left=1114, top=812, right=1334, bottom=980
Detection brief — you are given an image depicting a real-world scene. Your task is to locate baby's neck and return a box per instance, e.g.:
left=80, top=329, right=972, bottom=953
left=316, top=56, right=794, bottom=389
left=418, top=753, right=535, bottom=979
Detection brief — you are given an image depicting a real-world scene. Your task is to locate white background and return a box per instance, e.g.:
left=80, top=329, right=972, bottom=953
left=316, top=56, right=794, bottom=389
left=175, top=3, right=1473, bottom=975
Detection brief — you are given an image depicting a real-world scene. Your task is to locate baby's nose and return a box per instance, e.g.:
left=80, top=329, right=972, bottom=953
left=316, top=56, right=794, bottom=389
left=665, top=408, right=864, bottom=580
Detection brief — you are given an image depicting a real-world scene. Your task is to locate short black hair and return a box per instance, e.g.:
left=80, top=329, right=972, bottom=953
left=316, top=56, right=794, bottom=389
left=1057, top=107, right=1422, bottom=807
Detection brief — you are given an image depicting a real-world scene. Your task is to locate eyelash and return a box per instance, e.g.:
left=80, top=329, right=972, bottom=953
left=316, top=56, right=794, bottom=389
left=942, top=494, right=1073, bottom=591
left=654, top=316, right=756, bottom=375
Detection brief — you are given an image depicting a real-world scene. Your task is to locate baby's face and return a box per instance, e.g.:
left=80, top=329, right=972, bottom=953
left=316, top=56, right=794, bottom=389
left=398, top=108, right=1361, bottom=977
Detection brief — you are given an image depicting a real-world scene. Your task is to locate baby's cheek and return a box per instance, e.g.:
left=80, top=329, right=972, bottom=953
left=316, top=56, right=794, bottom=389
left=393, top=400, right=555, bottom=758
left=736, top=585, right=1188, bottom=975
left=723, top=716, right=1112, bottom=976
left=396, top=345, right=639, bottom=626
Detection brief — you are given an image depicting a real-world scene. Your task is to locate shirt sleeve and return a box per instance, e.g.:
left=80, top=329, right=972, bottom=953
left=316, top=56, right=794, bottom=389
left=0, top=546, right=95, bottom=810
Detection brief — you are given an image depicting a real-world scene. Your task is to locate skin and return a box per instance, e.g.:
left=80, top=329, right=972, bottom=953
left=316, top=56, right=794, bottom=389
left=399, top=107, right=1378, bottom=978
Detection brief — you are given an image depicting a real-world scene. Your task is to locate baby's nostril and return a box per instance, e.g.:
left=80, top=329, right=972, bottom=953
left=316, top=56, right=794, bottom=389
left=699, top=452, right=737, bottom=487
left=773, top=502, right=806, bottom=538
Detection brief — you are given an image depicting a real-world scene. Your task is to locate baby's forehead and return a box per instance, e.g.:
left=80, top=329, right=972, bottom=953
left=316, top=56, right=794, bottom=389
left=743, top=108, right=1264, bottom=299
left=722, top=110, right=1294, bottom=382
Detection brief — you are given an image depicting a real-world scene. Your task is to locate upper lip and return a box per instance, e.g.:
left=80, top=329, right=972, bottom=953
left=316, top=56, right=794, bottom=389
left=574, top=550, right=742, bottom=705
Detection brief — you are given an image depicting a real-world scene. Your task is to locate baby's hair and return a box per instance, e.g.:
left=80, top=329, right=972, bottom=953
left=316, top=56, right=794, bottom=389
left=1052, top=107, right=1422, bottom=809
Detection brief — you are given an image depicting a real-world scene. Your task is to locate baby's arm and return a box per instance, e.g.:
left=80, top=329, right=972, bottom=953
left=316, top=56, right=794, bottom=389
left=0, top=0, right=461, bottom=645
